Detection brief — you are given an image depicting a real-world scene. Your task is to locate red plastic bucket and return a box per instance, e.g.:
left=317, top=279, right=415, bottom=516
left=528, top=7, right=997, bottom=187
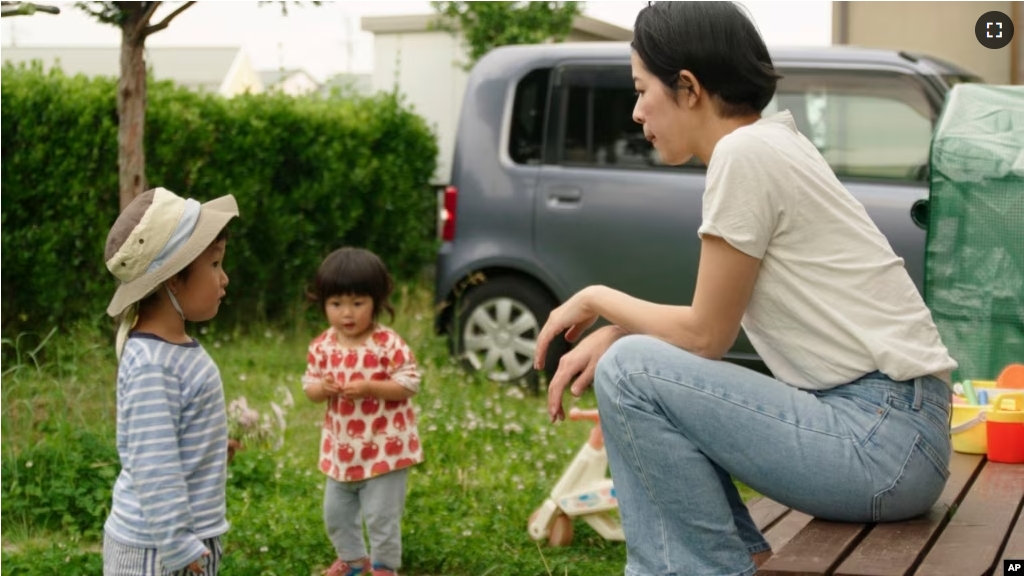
left=985, top=393, right=1024, bottom=464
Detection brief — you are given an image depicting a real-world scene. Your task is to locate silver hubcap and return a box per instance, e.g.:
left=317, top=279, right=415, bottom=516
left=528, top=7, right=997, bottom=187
left=461, top=297, right=539, bottom=382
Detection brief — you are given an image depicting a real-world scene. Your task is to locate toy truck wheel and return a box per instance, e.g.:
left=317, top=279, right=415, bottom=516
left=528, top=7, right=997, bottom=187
left=548, top=513, right=574, bottom=547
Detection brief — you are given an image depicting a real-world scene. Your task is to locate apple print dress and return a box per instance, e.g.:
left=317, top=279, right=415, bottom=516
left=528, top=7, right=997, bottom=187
left=303, top=325, right=423, bottom=483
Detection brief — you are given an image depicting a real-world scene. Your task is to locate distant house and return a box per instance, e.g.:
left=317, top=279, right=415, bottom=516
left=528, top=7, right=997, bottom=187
left=361, top=13, right=633, bottom=184
left=320, top=72, right=374, bottom=98
left=258, top=67, right=321, bottom=96
left=1, top=46, right=263, bottom=97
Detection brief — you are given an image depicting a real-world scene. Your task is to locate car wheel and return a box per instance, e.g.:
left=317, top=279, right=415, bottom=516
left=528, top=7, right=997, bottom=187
left=452, top=277, right=567, bottom=388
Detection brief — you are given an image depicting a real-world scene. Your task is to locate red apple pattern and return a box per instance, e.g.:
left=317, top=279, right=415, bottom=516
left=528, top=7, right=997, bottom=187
left=305, top=325, right=423, bottom=483
left=336, top=443, right=355, bottom=463
left=371, top=460, right=391, bottom=477
left=384, top=436, right=404, bottom=456
left=344, top=465, right=365, bottom=481
left=360, top=397, right=381, bottom=415
left=361, top=441, right=380, bottom=460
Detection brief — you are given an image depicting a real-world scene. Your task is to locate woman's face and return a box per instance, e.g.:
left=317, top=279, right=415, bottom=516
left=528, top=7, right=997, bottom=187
left=631, top=50, right=695, bottom=166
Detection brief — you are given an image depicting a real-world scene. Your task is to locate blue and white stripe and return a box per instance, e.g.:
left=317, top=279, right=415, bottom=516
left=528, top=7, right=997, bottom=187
left=104, top=333, right=229, bottom=574
left=145, top=198, right=200, bottom=274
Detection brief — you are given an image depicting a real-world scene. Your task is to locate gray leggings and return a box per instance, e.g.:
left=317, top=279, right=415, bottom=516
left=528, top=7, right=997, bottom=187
left=324, top=469, right=409, bottom=569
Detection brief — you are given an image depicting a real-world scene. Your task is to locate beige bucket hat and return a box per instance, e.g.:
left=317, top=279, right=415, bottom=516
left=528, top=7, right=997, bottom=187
left=105, top=187, right=239, bottom=317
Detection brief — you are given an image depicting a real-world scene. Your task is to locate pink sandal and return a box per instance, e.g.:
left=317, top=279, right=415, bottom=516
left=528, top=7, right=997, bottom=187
left=324, top=557, right=371, bottom=576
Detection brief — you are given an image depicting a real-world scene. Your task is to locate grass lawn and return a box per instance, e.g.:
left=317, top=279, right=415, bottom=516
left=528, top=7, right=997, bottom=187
left=1, top=282, right=755, bottom=575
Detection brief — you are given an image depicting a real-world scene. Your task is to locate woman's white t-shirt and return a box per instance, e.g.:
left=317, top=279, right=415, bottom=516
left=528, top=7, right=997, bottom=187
left=697, top=111, right=957, bottom=389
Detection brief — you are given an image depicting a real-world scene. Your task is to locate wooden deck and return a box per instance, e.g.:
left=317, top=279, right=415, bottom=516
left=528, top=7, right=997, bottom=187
left=749, top=453, right=1024, bottom=575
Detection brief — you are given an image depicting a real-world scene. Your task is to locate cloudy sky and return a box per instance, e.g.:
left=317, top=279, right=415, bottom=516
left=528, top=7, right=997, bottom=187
left=0, top=1, right=833, bottom=81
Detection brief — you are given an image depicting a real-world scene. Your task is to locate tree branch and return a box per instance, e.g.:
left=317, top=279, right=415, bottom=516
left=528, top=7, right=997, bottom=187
left=144, top=0, right=193, bottom=36
left=132, top=0, right=159, bottom=34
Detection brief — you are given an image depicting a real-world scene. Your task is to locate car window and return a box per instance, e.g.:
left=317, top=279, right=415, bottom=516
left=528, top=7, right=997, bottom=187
left=767, top=71, right=936, bottom=181
left=509, top=68, right=551, bottom=165
left=551, top=66, right=698, bottom=170
left=553, top=66, right=651, bottom=168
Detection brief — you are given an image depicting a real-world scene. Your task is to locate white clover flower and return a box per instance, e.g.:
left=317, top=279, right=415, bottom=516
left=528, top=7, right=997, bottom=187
left=505, top=387, right=525, bottom=400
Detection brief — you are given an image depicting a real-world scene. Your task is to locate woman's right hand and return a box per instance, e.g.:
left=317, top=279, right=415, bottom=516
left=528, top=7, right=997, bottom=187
left=546, top=325, right=627, bottom=423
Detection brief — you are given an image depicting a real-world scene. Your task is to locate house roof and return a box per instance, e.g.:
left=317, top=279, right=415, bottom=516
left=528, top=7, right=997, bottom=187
left=321, top=72, right=373, bottom=96
left=360, top=13, right=632, bottom=42
left=258, top=67, right=318, bottom=89
left=1, top=46, right=246, bottom=94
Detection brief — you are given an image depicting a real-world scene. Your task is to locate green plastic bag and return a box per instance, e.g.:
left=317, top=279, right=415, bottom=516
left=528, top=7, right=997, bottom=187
left=926, top=84, right=1024, bottom=381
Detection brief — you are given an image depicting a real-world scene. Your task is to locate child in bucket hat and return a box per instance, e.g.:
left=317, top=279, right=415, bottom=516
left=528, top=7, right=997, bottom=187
left=101, top=187, right=238, bottom=576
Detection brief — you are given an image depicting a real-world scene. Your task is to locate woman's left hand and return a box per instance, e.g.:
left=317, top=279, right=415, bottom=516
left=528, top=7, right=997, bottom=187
left=545, top=325, right=626, bottom=422
left=534, top=286, right=602, bottom=370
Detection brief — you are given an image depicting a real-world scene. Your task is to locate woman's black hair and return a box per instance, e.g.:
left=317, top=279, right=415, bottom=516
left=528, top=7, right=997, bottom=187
left=632, top=1, right=780, bottom=117
left=310, top=247, right=395, bottom=322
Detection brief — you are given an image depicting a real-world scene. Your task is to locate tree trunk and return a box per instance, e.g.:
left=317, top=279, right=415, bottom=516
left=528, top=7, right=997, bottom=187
left=118, top=10, right=148, bottom=211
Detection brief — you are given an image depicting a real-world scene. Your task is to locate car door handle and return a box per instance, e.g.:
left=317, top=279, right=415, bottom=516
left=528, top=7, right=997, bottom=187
left=547, top=188, right=581, bottom=208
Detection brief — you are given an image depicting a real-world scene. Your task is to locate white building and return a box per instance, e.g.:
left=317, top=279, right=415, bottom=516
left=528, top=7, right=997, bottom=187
left=2, top=45, right=263, bottom=97
left=833, top=1, right=1022, bottom=85
left=361, top=13, right=632, bottom=184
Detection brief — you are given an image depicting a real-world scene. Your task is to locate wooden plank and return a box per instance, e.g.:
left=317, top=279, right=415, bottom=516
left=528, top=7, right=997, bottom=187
left=764, top=510, right=815, bottom=556
left=914, top=461, right=1024, bottom=576
left=758, top=518, right=869, bottom=575
left=749, top=497, right=793, bottom=532
left=834, top=452, right=985, bottom=576
left=999, top=499, right=1024, bottom=568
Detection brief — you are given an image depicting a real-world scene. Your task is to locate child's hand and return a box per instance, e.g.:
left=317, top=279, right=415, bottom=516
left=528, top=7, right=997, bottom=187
left=321, top=375, right=343, bottom=396
left=187, top=550, right=211, bottom=573
left=340, top=379, right=368, bottom=399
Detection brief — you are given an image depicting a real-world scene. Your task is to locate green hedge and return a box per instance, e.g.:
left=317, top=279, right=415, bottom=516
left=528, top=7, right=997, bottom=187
left=1, top=63, right=439, bottom=335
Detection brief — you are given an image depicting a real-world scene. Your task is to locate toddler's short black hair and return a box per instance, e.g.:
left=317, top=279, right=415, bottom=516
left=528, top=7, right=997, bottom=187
left=311, top=247, right=394, bottom=322
left=632, top=1, right=780, bottom=117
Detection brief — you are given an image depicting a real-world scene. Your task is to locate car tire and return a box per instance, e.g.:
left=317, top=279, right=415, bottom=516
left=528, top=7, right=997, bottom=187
left=451, top=276, right=568, bottom=390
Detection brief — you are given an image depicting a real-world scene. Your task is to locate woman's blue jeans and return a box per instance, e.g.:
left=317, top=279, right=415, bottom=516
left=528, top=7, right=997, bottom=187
left=594, top=335, right=952, bottom=576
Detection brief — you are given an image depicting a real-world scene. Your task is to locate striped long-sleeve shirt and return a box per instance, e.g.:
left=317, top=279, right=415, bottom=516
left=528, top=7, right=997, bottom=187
left=104, top=333, right=229, bottom=573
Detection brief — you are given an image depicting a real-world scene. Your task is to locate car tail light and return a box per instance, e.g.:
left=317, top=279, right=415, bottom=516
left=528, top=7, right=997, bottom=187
left=440, top=185, right=458, bottom=241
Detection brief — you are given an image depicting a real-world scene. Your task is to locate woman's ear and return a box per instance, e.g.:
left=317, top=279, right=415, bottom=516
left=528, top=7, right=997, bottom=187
left=678, top=70, right=702, bottom=108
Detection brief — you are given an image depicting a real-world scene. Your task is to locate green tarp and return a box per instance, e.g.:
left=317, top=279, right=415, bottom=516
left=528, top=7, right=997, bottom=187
left=926, top=84, right=1024, bottom=381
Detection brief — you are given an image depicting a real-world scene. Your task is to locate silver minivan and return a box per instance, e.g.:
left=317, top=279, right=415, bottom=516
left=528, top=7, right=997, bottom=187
left=434, top=42, right=980, bottom=386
